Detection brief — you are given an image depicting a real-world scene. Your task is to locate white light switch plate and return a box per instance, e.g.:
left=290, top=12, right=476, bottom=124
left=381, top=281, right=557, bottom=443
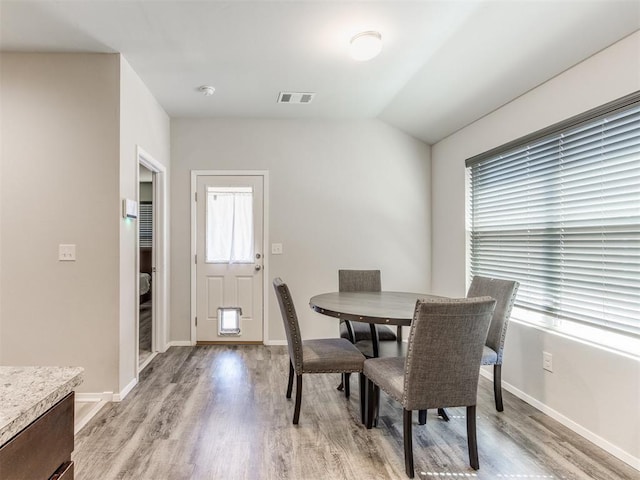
left=271, top=243, right=283, bottom=255
left=542, top=351, right=553, bottom=372
left=59, top=244, right=76, bottom=261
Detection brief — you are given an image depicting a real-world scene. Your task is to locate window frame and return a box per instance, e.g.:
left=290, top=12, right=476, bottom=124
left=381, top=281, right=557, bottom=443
left=465, top=91, right=640, bottom=358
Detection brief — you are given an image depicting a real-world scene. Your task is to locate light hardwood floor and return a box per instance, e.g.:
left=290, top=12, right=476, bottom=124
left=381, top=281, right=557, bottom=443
left=73, top=346, right=635, bottom=480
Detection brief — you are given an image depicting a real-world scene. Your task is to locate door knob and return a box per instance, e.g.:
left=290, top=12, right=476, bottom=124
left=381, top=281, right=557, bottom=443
left=255, top=265, right=262, bottom=271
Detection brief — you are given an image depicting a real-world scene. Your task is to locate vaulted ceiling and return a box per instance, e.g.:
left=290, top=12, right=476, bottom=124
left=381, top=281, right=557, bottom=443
left=2, top=1, right=639, bottom=143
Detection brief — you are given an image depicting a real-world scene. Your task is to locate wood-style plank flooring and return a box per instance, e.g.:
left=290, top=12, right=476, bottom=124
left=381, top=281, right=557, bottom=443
left=73, top=346, right=636, bottom=480
left=138, top=300, right=152, bottom=368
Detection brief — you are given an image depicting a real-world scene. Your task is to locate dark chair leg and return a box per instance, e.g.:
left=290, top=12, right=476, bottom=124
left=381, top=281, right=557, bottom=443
left=344, top=372, right=351, bottom=398
left=293, top=375, right=303, bottom=424
left=437, top=408, right=450, bottom=421
left=359, top=373, right=366, bottom=424
left=366, top=379, right=379, bottom=429
left=403, top=409, right=414, bottom=478
left=494, top=364, right=504, bottom=412
left=337, top=374, right=345, bottom=392
left=344, top=320, right=356, bottom=343
left=467, top=405, right=479, bottom=470
left=286, top=361, right=294, bottom=399
left=418, top=409, right=427, bottom=425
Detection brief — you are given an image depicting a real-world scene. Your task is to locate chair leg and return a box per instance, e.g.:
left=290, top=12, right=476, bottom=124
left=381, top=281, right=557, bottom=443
left=437, top=408, right=450, bottom=421
left=359, top=373, right=366, bottom=424
left=365, top=379, right=379, bottom=429
left=344, top=372, right=351, bottom=398
left=403, top=409, right=415, bottom=478
left=418, top=409, right=427, bottom=425
left=494, top=364, right=504, bottom=412
left=344, top=320, right=356, bottom=343
left=293, top=375, right=303, bottom=424
left=337, top=374, right=345, bottom=392
left=466, top=405, right=479, bottom=470
left=286, top=361, right=294, bottom=399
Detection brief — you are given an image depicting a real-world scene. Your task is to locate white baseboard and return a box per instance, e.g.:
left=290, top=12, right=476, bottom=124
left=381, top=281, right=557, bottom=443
left=138, top=352, right=158, bottom=372
left=166, top=340, right=195, bottom=347
left=480, top=370, right=640, bottom=471
left=264, top=340, right=287, bottom=346
left=113, top=377, right=137, bottom=402
left=75, top=391, right=112, bottom=403
left=74, top=399, right=108, bottom=434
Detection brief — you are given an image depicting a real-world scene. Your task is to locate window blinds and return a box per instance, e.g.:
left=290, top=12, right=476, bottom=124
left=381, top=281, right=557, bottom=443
left=139, top=203, right=153, bottom=248
left=467, top=94, right=640, bottom=337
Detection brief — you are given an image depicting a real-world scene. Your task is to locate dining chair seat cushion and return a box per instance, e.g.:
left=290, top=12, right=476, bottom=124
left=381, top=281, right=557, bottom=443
left=302, top=339, right=365, bottom=373
left=481, top=345, right=498, bottom=365
left=340, top=321, right=397, bottom=342
left=363, top=356, right=405, bottom=404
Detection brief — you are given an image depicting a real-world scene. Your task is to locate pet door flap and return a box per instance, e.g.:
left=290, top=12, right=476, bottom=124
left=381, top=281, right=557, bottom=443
left=218, top=307, right=242, bottom=336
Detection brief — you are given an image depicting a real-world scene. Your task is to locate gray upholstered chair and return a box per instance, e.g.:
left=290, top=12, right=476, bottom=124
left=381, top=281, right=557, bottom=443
left=338, top=269, right=399, bottom=344
left=337, top=269, right=400, bottom=397
left=364, top=296, right=496, bottom=478
left=273, top=278, right=365, bottom=424
left=466, top=276, right=519, bottom=412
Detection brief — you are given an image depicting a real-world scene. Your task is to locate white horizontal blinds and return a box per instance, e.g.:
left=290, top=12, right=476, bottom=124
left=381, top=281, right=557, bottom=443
left=468, top=100, right=640, bottom=337
left=139, top=203, right=153, bottom=248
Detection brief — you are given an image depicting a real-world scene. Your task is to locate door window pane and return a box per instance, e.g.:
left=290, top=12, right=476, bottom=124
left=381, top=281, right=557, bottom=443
left=206, top=187, right=254, bottom=263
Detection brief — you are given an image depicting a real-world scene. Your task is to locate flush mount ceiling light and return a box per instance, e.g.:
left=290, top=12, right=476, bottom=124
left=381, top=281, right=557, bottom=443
left=349, top=31, right=382, bottom=61
left=198, top=85, right=215, bottom=96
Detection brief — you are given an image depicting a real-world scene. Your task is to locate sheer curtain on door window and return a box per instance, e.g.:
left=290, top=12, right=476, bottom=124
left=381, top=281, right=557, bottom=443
left=206, top=187, right=254, bottom=263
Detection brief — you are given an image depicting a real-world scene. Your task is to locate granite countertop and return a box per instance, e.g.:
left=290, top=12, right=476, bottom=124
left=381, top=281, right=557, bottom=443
left=0, top=366, right=84, bottom=445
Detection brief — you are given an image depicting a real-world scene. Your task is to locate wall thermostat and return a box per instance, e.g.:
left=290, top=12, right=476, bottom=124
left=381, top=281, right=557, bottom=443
left=123, top=198, right=138, bottom=219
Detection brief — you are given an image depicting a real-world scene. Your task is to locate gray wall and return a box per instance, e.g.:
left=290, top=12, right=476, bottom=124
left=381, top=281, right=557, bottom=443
left=0, top=53, right=120, bottom=393
left=170, top=118, right=431, bottom=343
left=139, top=183, right=153, bottom=202
left=118, top=56, right=171, bottom=394
left=0, top=53, right=171, bottom=398
left=431, top=32, right=640, bottom=465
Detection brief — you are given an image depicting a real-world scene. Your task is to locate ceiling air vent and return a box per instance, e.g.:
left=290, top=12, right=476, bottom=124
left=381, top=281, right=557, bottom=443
left=277, top=92, right=315, bottom=104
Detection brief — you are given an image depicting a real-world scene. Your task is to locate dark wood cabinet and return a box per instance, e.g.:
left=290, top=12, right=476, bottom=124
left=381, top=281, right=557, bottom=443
left=0, top=393, right=74, bottom=480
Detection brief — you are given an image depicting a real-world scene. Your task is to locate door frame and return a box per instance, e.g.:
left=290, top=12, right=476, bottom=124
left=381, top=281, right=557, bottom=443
left=137, top=146, right=169, bottom=374
left=190, top=170, right=269, bottom=345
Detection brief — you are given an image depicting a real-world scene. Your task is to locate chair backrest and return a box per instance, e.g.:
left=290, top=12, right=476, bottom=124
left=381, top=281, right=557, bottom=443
left=273, top=278, right=303, bottom=373
left=466, top=276, right=519, bottom=362
left=403, top=297, right=496, bottom=410
left=338, top=269, right=381, bottom=292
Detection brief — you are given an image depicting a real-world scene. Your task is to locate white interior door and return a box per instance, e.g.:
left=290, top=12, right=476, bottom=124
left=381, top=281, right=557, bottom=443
left=196, top=175, right=264, bottom=343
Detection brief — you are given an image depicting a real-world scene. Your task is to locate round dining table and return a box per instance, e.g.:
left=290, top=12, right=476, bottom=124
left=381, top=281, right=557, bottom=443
left=309, top=291, right=440, bottom=357
left=309, top=290, right=449, bottom=423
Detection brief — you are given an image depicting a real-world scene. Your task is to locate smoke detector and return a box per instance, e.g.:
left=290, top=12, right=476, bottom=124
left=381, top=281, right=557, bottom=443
left=277, top=92, right=315, bottom=104
left=198, top=85, right=215, bottom=96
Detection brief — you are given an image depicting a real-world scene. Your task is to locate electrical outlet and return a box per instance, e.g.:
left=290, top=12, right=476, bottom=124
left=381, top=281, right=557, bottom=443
left=271, top=243, right=283, bottom=255
left=543, top=351, right=553, bottom=372
left=58, top=244, right=76, bottom=261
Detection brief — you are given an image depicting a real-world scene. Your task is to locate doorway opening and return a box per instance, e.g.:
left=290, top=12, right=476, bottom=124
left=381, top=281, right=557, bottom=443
left=139, top=164, right=154, bottom=368
left=137, top=146, right=168, bottom=374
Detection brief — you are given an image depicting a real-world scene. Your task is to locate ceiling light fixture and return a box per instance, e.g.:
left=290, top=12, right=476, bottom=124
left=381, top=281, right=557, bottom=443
left=198, top=85, right=215, bottom=96
left=349, top=31, right=382, bottom=61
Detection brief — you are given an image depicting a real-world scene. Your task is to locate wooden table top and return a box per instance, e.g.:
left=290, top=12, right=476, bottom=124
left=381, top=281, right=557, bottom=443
left=309, top=291, right=439, bottom=326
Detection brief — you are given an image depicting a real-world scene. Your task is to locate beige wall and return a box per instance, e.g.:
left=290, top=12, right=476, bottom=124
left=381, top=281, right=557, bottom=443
left=119, top=57, right=170, bottom=392
left=139, top=183, right=153, bottom=202
left=170, top=119, right=431, bottom=343
left=0, top=53, right=170, bottom=398
left=0, top=53, right=120, bottom=393
left=431, top=32, right=640, bottom=465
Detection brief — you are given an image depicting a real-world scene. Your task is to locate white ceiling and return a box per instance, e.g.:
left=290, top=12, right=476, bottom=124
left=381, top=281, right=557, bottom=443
left=1, top=0, right=639, bottom=144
